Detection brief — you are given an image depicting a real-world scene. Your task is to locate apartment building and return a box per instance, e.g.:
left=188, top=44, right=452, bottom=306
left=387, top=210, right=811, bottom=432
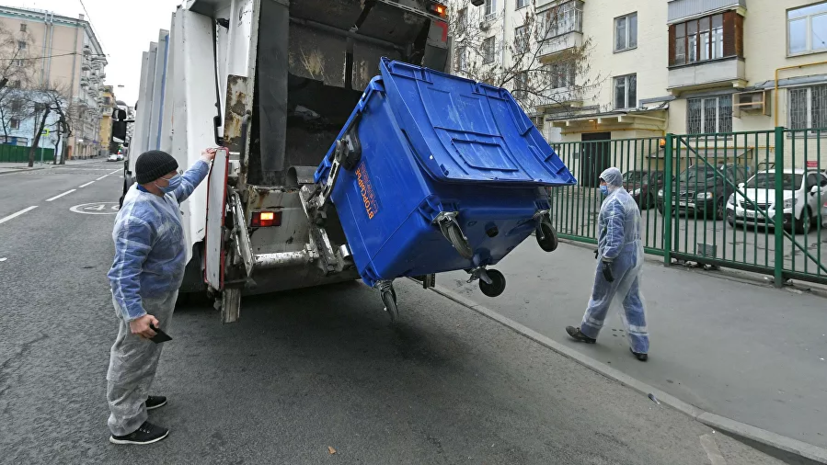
left=98, top=84, right=115, bottom=155
left=452, top=0, right=827, bottom=171
left=0, top=6, right=107, bottom=159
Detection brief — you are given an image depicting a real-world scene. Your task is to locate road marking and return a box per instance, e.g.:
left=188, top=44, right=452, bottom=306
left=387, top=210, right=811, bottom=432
left=46, top=189, right=77, bottom=202
left=700, top=434, right=727, bottom=465
left=0, top=206, right=38, bottom=224
left=96, top=175, right=108, bottom=181
left=0, top=257, right=7, bottom=262
left=79, top=181, right=95, bottom=188
left=96, top=169, right=121, bottom=181
left=70, top=202, right=120, bottom=215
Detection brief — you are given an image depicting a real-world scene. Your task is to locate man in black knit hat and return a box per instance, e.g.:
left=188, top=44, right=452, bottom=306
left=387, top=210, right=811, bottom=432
left=106, top=148, right=216, bottom=445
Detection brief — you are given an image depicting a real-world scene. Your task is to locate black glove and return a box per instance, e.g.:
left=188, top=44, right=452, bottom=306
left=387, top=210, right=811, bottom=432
left=594, top=249, right=599, bottom=260
left=601, top=260, right=615, bottom=283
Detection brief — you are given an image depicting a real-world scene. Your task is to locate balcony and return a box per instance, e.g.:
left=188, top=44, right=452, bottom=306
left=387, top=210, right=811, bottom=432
left=668, top=0, right=746, bottom=24
left=539, top=32, right=583, bottom=60
left=668, top=56, right=746, bottom=93
left=536, top=87, right=584, bottom=110
left=536, top=1, right=584, bottom=60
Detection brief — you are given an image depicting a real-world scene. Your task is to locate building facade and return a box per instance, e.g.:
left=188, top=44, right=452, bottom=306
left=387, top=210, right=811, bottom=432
left=452, top=0, right=827, bottom=170
left=99, top=85, right=115, bottom=155
left=0, top=6, right=107, bottom=160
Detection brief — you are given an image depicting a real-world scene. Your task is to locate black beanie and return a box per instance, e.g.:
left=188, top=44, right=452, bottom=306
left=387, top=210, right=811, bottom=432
left=136, top=150, right=179, bottom=184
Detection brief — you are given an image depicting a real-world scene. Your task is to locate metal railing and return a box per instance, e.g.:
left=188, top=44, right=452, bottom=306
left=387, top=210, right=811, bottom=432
left=548, top=128, right=826, bottom=286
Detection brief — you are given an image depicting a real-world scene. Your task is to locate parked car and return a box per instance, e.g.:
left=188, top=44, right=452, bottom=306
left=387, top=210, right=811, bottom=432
left=725, top=169, right=827, bottom=233
left=657, top=163, right=749, bottom=220
left=622, top=170, right=666, bottom=209
left=116, top=154, right=124, bottom=161
left=107, top=154, right=119, bottom=162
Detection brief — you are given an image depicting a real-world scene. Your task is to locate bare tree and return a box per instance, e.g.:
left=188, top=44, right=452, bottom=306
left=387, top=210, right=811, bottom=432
left=23, top=83, right=73, bottom=167
left=0, top=23, right=35, bottom=143
left=448, top=1, right=601, bottom=116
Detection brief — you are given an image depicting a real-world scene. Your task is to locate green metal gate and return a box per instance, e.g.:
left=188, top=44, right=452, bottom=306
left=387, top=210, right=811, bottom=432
left=548, top=128, right=827, bottom=287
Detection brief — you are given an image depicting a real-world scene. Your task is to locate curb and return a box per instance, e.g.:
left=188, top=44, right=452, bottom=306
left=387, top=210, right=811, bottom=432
left=0, top=167, right=45, bottom=176
left=426, top=283, right=827, bottom=464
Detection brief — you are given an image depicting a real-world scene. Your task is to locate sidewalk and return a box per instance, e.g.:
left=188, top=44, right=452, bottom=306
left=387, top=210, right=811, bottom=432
left=442, top=242, right=827, bottom=450
left=0, top=158, right=104, bottom=175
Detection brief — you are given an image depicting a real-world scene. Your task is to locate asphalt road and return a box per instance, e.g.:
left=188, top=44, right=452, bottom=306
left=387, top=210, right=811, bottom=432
left=0, top=161, right=786, bottom=464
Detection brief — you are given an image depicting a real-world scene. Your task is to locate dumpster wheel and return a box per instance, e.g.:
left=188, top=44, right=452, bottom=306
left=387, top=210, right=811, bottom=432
left=381, top=286, right=399, bottom=322
left=479, top=269, right=506, bottom=297
left=536, top=221, right=559, bottom=252
left=447, top=223, right=474, bottom=260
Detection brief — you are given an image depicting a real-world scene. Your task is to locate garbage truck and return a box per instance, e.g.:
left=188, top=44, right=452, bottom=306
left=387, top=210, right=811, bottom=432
left=125, top=0, right=575, bottom=323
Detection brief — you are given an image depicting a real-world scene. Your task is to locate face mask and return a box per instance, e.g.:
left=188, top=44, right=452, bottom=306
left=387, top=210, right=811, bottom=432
left=600, top=185, right=609, bottom=196
left=155, top=174, right=182, bottom=194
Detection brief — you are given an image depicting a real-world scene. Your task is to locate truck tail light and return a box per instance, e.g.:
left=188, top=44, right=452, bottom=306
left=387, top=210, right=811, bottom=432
left=428, top=2, right=447, bottom=18
left=251, top=211, right=281, bottom=227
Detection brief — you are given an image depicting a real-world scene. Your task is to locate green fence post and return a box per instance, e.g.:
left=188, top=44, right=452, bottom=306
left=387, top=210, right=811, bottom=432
left=774, top=127, right=785, bottom=287
left=663, top=134, right=674, bottom=266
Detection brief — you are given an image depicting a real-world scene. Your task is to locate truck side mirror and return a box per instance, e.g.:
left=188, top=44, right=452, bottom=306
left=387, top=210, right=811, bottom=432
left=112, top=121, right=127, bottom=141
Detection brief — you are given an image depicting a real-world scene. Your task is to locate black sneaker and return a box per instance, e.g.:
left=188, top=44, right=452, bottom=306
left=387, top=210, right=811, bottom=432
left=630, top=348, right=648, bottom=362
left=109, top=421, right=169, bottom=445
left=145, top=395, right=167, bottom=411
left=566, top=326, right=596, bottom=344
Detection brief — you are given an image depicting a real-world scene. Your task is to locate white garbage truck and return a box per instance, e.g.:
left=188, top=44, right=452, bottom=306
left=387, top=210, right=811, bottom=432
left=124, top=0, right=451, bottom=322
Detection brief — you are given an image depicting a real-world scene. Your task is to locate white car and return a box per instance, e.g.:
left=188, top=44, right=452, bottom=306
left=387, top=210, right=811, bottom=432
left=726, top=169, right=827, bottom=233
left=107, top=154, right=119, bottom=162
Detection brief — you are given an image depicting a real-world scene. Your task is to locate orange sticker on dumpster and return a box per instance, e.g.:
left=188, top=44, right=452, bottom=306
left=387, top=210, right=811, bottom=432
left=356, top=162, right=380, bottom=220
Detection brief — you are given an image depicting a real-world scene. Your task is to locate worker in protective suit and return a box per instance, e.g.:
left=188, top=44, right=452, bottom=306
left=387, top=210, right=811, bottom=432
left=566, top=167, right=650, bottom=361
left=106, top=148, right=215, bottom=444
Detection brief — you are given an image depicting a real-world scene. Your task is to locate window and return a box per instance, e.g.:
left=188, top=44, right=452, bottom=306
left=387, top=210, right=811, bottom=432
left=514, top=71, right=528, bottom=99
left=613, top=74, right=637, bottom=109
left=789, top=85, right=827, bottom=130
left=615, top=13, right=638, bottom=52
left=10, top=118, right=20, bottom=130
left=9, top=80, right=20, bottom=89
left=670, top=12, right=741, bottom=66
left=514, top=26, right=529, bottom=54
left=457, top=8, right=467, bottom=33
left=14, top=59, right=24, bottom=67
left=17, top=41, right=26, bottom=50
left=550, top=62, right=575, bottom=89
left=483, top=37, right=496, bottom=64
left=516, top=0, right=529, bottom=9
left=10, top=100, right=22, bottom=112
left=20, top=23, right=26, bottom=32
left=104, top=97, right=112, bottom=105
left=485, top=0, right=496, bottom=17
left=687, top=96, right=733, bottom=134
left=788, top=2, right=827, bottom=55
left=543, top=1, right=583, bottom=38
left=456, top=47, right=468, bottom=71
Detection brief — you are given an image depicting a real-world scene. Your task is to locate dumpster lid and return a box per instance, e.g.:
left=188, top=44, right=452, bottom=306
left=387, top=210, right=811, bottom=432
left=379, top=59, right=576, bottom=186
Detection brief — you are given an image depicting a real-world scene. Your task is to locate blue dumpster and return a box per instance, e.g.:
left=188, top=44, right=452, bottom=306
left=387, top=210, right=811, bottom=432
left=315, top=59, right=577, bottom=292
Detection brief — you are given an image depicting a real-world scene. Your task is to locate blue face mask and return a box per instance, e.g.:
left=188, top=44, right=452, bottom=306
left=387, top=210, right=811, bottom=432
left=600, top=185, right=609, bottom=196
left=156, top=174, right=182, bottom=194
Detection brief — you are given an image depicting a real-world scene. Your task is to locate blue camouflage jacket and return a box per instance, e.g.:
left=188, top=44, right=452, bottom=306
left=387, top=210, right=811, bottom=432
left=108, top=160, right=210, bottom=321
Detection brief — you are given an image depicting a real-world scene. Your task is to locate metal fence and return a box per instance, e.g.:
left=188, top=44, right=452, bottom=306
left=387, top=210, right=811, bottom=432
left=549, top=128, right=827, bottom=286
left=0, top=144, right=55, bottom=163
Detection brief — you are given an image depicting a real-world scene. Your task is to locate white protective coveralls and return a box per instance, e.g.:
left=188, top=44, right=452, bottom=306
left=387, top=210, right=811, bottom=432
left=579, top=167, right=650, bottom=354
left=106, top=160, right=209, bottom=436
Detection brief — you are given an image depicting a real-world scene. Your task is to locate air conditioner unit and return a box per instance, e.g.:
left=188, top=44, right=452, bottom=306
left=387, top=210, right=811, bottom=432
left=471, top=0, right=484, bottom=5
left=734, top=90, right=771, bottom=117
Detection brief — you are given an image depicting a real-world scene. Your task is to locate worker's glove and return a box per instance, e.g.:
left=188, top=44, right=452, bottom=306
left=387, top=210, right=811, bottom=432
left=593, top=249, right=599, bottom=260
left=601, top=260, right=615, bottom=283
